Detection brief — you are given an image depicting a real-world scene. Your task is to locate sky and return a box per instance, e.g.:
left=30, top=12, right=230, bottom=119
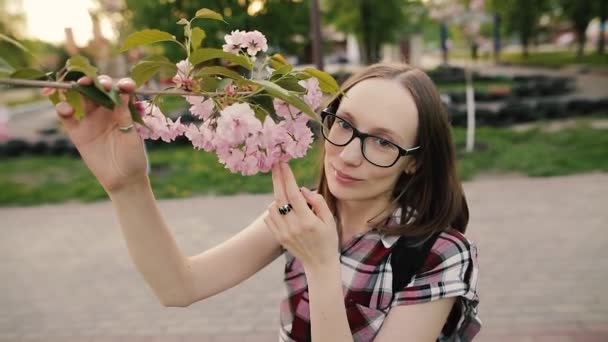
left=21, top=0, right=115, bottom=46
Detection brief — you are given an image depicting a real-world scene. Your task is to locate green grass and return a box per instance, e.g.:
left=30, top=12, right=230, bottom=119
left=453, top=119, right=608, bottom=180
left=449, top=49, right=608, bottom=68
left=1, top=119, right=607, bottom=206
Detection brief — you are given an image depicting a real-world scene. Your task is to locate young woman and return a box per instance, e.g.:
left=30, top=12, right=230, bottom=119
left=52, top=62, right=481, bottom=341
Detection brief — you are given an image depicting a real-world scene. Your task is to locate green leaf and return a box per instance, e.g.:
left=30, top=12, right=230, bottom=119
left=74, top=84, right=116, bottom=109
left=198, top=76, right=220, bottom=92
left=271, top=64, right=292, bottom=78
left=189, top=48, right=252, bottom=70
left=269, top=53, right=289, bottom=69
left=0, top=57, right=15, bottom=77
left=0, top=33, right=31, bottom=55
left=191, top=27, right=206, bottom=50
left=217, top=78, right=233, bottom=92
left=302, top=68, right=340, bottom=95
left=120, top=29, right=177, bottom=52
left=131, top=55, right=177, bottom=87
left=295, top=72, right=312, bottom=80
left=276, top=76, right=306, bottom=93
left=196, top=66, right=244, bottom=81
left=66, top=55, right=97, bottom=79
left=65, top=89, right=85, bottom=120
left=10, top=68, right=47, bottom=80
left=48, top=91, right=61, bottom=105
left=248, top=79, right=316, bottom=119
left=253, top=105, right=268, bottom=122
left=128, top=102, right=148, bottom=128
left=194, top=8, right=225, bottom=22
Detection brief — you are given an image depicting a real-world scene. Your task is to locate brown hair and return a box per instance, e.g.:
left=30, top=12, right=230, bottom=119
left=315, top=63, right=469, bottom=238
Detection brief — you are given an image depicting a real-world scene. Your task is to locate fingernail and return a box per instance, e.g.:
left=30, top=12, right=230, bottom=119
left=301, top=187, right=311, bottom=195
left=56, top=102, right=72, bottom=114
left=117, top=78, right=134, bottom=88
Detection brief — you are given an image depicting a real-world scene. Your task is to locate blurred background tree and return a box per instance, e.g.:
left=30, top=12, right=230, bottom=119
left=321, top=0, right=422, bottom=64
left=118, top=0, right=311, bottom=63
left=558, top=0, right=596, bottom=58
left=490, top=0, right=552, bottom=58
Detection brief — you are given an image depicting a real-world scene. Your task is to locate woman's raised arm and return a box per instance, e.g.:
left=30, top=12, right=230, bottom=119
left=109, top=180, right=283, bottom=307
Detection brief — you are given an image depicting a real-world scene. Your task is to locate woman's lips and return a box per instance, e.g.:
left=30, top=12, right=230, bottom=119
left=334, top=168, right=361, bottom=185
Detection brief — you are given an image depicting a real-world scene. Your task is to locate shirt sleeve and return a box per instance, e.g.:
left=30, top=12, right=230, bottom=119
left=391, top=232, right=480, bottom=307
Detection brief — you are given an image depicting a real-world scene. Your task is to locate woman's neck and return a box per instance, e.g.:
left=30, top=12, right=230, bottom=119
left=335, top=194, right=396, bottom=244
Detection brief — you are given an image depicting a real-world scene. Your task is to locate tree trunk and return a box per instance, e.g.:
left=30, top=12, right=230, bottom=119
left=493, top=12, right=501, bottom=64
left=521, top=32, right=529, bottom=58
left=440, top=22, right=449, bottom=65
left=576, top=29, right=586, bottom=59
left=470, top=42, right=478, bottom=60
left=600, top=21, right=606, bottom=55
left=599, top=2, right=607, bottom=54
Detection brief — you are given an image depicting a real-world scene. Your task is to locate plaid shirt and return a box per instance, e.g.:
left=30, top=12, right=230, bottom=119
left=278, top=209, right=481, bottom=342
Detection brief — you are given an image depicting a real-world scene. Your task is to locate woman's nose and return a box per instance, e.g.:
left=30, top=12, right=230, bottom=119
left=338, top=137, right=363, bottom=166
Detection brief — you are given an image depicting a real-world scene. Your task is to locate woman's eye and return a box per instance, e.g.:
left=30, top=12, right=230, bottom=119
left=338, top=120, right=352, bottom=130
left=375, top=138, right=392, bottom=148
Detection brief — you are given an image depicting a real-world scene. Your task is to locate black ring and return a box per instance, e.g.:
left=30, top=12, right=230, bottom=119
left=278, top=203, right=292, bottom=215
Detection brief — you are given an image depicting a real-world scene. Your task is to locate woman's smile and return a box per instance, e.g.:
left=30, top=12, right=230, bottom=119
left=332, top=165, right=362, bottom=186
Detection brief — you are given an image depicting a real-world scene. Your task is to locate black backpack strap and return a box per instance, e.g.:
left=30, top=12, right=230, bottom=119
left=391, top=231, right=463, bottom=337
left=390, top=231, right=442, bottom=293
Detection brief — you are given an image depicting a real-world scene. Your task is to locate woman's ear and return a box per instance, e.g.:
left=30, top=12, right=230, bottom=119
left=404, top=159, right=416, bottom=175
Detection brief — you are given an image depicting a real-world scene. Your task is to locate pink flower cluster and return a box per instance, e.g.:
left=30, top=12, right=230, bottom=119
left=222, top=30, right=268, bottom=56
left=172, top=60, right=195, bottom=91
left=134, top=77, right=323, bottom=176
left=134, top=102, right=187, bottom=142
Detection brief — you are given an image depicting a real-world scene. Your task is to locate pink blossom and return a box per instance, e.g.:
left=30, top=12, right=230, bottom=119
left=134, top=101, right=146, bottom=117
left=216, top=103, right=262, bottom=146
left=172, top=60, right=195, bottom=90
left=243, top=30, right=268, bottom=56
left=223, top=30, right=247, bottom=54
left=185, top=96, right=214, bottom=120
left=273, top=99, right=301, bottom=119
left=184, top=122, right=215, bottom=152
left=299, top=77, right=322, bottom=111
left=135, top=102, right=187, bottom=142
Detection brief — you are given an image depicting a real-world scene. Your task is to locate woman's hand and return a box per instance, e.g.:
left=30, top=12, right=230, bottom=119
left=263, top=162, right=340, bottom=270
left=47, top=76, right=149, bottom=194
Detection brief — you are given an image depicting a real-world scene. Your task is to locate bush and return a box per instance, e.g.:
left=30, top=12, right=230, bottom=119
left=536, top=100, right=567, bottom=119
left=3, top=139, right=30, bottom=157
left=496, top=101, right=535, bottom=124
left=567, top=99, right=596, bottom=115
left=30, top=141, right=50, bottom=155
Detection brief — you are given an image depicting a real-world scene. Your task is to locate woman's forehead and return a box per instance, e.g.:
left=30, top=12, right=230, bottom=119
left=338, top=78, right=418, bottom=138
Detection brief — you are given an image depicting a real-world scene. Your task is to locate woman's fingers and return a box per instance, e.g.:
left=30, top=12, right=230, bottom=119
left=55, top=102, right=78, bottom=131
left=117, top=77, right=136, bottom=93
left=280, top=162, right=309, bottom=214
left=98, top=75, right=113, bottom=91
left=77, top=76, right=93, bottom=86
left=265, top=202, right=288, bottom=246
left=271, top=163, right=288, bottom=204
left=301, top=187, right=333, bottom=224
left=77, top=77, right=100, bottom=113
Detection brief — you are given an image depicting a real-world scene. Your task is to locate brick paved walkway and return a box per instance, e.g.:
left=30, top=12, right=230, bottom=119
left=1, top=173, right=607, bottom=341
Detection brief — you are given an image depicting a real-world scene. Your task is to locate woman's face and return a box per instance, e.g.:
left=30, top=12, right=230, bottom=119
left=323, top=78, right=419, bottom=202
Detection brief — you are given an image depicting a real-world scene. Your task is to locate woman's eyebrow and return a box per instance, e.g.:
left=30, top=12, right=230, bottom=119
left=339, top=110, right=402, bottom=141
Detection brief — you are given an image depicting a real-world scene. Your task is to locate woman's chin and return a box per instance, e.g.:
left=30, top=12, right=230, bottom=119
left=328, top=179, right=361, bottom=200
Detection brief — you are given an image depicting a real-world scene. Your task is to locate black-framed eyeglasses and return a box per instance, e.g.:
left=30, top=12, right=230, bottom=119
left=320, top=109, right=421, bottom=168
